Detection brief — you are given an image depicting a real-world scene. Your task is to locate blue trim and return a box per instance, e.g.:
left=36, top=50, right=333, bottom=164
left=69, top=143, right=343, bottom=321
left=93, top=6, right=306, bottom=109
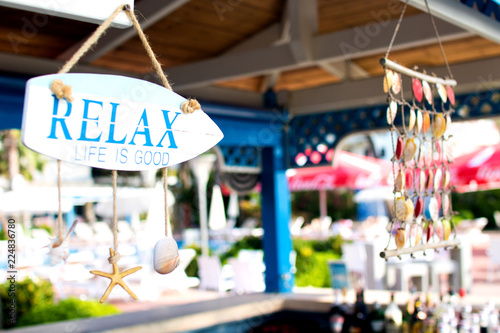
left=261, top=146, right=294, bottom=293
left=460, top=0, right=500, bottom=21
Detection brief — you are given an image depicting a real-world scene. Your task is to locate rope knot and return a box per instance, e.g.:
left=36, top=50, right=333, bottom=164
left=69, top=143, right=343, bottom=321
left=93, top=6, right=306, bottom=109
left=50, top=79, right=74, bottom=103
left=108, top=249, right=121, bottom=264
left=180, top=98, right=201, bottom=114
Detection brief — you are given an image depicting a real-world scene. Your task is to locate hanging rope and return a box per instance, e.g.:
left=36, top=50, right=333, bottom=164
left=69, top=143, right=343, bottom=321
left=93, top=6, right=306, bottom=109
left=384, top=0, right=410, bottom=60
left=163, top=167, right=171, bottom=237
left=57, top=160, right=63, bottom=244
left=110, top=170, right=120, bottom=264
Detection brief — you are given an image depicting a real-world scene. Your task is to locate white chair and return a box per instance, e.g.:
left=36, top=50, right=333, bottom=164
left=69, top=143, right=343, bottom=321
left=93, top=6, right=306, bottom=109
left=117, top=220, right=134, bottom=243
left=487, top=239, right=500, bottom=282
left=157, top=248, right=200, bottom=291
left=229, top=257, right=265, bottom=294
left=341, top=243, right=367, bottom=288
left=290, top=216, right=305, bottom=236
left=92, top=221, right=114, bottom=244
left=197, top=255, right=233, bottom=292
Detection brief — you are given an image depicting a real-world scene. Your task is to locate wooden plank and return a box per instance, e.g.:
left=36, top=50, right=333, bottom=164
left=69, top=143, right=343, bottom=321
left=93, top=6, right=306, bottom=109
left=354, top=36, right=500, bottom=76
left=216, top=76, right=264, bottom=92
left=275, top=66, right=339, bottom=91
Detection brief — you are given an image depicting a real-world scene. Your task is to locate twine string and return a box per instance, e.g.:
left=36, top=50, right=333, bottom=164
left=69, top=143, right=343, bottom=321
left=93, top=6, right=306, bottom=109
left=384, top=0, right=410, bottom=59
left=57, top=160, right=63, bottom=244
left=110, top=170, right=120, bottom=264
left=163, top=167, right=172, bottom=237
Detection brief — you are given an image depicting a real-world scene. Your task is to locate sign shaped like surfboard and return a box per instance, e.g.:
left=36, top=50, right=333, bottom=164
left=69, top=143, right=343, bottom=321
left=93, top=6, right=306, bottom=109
left=21, top=74, right=223, bottom=171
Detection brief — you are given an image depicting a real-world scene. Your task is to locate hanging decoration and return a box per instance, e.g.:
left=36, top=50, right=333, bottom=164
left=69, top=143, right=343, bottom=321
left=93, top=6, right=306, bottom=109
left=379, top=0, right=460, bottom=260
left=21, top=5, right=223, bottom=302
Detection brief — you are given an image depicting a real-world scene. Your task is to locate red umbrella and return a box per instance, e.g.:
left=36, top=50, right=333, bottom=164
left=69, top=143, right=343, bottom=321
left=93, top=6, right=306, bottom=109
left=287, top=150, right=393, bottom=191
left=451, top=144, right=500, bottom=192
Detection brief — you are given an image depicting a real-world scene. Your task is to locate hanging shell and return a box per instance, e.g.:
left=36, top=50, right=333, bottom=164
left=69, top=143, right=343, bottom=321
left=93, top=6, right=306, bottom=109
left=405, top=198, right=414, bottom=222
left=424, top=222, right=434, bottom=243
left=394, top=197, right=408, bottom=221
left=434, top=220, right=444, bottom=241
left=410, top=223, right=423, bottom=246
left=395, top=228, right=406, bottom=249
left=447, top=86, right=455, bottom=105
left=446, top=113, right=452, bottom=132
left=433, top=114, right=446, bottom=138
left=153, top=237, right=180, bottom=274
left=443, top=219, right=451, bottom=240
left=395, top=170, right=406, bottom=192
left=442, top=192, right=450, bottom=216
left=46, top=219, right=78, bottom=266
left=395, top=136, right=404, bottom=160
left=442, top=169, right=451, bottom=189
left=392, top=72, right=402, bottom=94
left=414, top=196, right=423, bottom=218
left=416, top=110, right=423, bottom=134
left=423, top=81, right=432, bottom=104
left=384, top=70, right=394, bottom=93
left=412, top=78, right=423, bottom=103
left=437, top=83, right=447, bottom=103
left=419, top=169, right=426, bottom=193
left=426, top=169, right=434, bottom=191
left=404, top=138, right=417, bottom=162
left=387, top=100, right=398, bottom=125
left=408, top=108, right=416, bottom=132
left=422, top=112, right=431, bottom=133
left=429, top=196, right=439, bottom=222
left=406, top=169, right=413, bottom=189
left=433, top=168, right=442, bottom=193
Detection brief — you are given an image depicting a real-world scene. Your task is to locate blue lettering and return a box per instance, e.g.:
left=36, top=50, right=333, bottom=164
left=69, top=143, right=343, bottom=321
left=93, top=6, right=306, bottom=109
left=120, top=148, right=128, bottom=164
left=153, top=152, right=161, bottom=165
left=129, top=110, right=153, bottom=147
left=162, top=152, right=169, bottom=166
left=48, top=95, right=72, bottom=140
left=134, top=150, right=142, bottom=164
left=144, top=151, right=152, bottom=165
left=78, top=99, right=102, bottom=142
left=105, top=102, right=127, bottom=144
left=156, top=110, right=180, bottom=148
left=98, top=147, right=106, bottom=162
left=88, top=146, right=97, bottom=159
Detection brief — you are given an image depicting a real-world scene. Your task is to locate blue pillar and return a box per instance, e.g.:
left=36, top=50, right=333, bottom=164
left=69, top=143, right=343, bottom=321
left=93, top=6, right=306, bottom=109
left=65, top=205, right=76, bottom=234
left=261, top=146, right=294, bottom=293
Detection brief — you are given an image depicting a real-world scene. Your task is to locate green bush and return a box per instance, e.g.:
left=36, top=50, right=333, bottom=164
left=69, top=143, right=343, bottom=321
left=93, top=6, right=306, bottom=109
left=0, top=277, right=54, bottom=329
left=17, top=297, right=121, bottom=328
left=293, top=236, right=343, bottom=288
left=219, top=235, right=262, bottom=265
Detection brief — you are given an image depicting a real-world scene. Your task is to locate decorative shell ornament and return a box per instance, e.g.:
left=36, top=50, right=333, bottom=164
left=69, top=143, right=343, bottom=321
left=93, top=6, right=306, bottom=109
left=442, top=193, right=450, bottom=216
left=395, top=136, right=404, bottom=160
left=424, top=222, right=434, bottom=243
left=433, top=114, right=446, bottom=138
left=429, top=196, right=440, bottom=222
left=416, top=110, right=423, bottom=133
left=153, top=237, right=180, bottom=274
left=387, top=100, right=398, bottom=125
left=422, top=112, right=431, bottom=133
left=403, top=138, right=417, bottom=162
left=408, top=108, right=416, bottom=132
left=434, top=220, right=444, bottom=241
left=422, top=81, right=432, bottom=104
left=383, top=70, right=394, bottom=93
left=436, top=83, right=447, bottom=102
left=442, top=219, right=451, bottom=240
left=447, top=86, right=455, bottom=105
left=392, top=72, right=402, bottom=94
left=414, top=196, right=423, bottom=218
left=395, top=228, right=406, bottom=249
left=404, top=198, right=414, bottom=222
left=412, top=78, right=423, bottom=103
left=410, top=223, right=423, bottom=247
left=46, top=219, right=78, bottom=266
left=395, top=170, right=406, bottom=192
left=394, top=197, right=408, bottom=221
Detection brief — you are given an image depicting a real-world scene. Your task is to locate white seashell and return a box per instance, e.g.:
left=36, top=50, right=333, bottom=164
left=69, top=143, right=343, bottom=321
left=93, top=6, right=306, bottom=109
left=433, top=168, right=442, bottom=192
left=416, top=110, right=423, bottom=134
left=46, top=219, right=78, bottom=266
left=429, top=197, right=439, bottom=222
left=419, top=169, right=426, bottom=193
left=387, top=101, right=397, bottom=125
left=154, top=237, right=180, bottom=274
left=405, top=198, right=414, bottom=222
left=395, top=197, right=408, bottom=221
left=408, top=108, right=416, bottom=132
left=395, top=170, right=405, bottom=192
left=442, top=193, right=450, bottom=216
left=47, top=239, right=70, bottom=266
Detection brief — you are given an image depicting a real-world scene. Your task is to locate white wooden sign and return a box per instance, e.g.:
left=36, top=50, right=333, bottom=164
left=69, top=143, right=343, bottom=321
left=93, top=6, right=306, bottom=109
left=0, top=0, right=133, bottom=28
left=21, top=74, right=224, bottom=171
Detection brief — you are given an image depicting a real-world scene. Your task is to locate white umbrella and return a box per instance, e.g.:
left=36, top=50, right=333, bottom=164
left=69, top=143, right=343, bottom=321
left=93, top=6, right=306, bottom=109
left=208, top=184, right=226, bottom=231
left=0, top=187, right=72, bottom=214
left=353, top=186, right=394, bottom=203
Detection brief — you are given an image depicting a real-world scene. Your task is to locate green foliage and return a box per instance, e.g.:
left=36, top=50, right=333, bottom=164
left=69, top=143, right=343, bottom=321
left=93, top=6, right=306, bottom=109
left=0, top=277, right=54, bottom=329
left=17, top=297, right=121, bottom=328
left=292, top=236, right=344, bottom=288
left=294, top=251, right=340, bottom=288
left=184, top=244, right=203, bottom=278
left=452, top=189, right=500, bottom=229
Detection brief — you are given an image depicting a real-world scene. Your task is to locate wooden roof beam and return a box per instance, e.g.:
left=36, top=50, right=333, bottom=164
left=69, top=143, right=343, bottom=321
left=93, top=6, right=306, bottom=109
left=164, top=14, right=473, bottom=90
left=288, top=56, right=500, bottom=115
left=57, top=0, right=191, bottom=62
left=402, top=0, right=500, bottom=44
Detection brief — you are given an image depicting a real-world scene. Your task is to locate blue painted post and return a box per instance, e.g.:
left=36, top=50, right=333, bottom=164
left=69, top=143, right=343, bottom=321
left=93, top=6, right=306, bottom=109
left=261, top=146, right=294, bottom=293
left=65, top=206, right=76, bottom=235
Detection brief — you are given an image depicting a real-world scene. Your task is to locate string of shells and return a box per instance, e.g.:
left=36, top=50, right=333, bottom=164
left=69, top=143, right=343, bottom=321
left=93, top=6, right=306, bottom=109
left=383, top=63, right=459, bottom=259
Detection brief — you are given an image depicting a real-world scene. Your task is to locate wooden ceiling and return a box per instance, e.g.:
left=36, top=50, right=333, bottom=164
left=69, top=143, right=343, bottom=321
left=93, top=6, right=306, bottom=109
left=0, top=0, right=499, bottom=113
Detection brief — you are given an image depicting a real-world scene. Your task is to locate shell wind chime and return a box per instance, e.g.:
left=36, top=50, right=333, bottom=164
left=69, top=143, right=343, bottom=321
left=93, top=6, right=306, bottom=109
left=379, top=0, right=460, bottom=260
left=21, top=5, right=223, bottom=302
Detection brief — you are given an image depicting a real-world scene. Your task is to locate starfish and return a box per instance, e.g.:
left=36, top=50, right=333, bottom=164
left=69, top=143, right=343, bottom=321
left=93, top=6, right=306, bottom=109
left=90, top=248, right=142, bottom=303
